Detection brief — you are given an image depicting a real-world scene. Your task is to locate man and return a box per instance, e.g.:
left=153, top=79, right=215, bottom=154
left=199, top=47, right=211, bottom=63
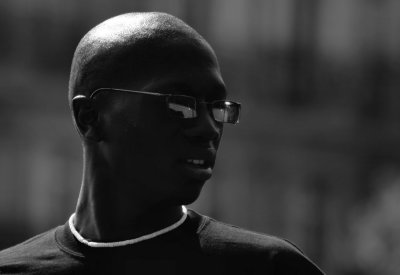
left=0, top=12, right=324, bottom=274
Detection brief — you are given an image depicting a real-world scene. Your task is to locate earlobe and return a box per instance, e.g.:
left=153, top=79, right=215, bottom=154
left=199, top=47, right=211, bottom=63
left=72, top=95, right=102, bottom=142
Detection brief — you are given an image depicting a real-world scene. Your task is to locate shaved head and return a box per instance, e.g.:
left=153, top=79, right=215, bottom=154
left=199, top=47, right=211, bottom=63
left=68, top=12, right=217, bottom=106
left=67, top=11, right=227, bottom=211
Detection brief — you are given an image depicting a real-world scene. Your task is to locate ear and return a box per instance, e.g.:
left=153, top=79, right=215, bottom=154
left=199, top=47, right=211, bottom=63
left=72, top=95, right=102, bottom=142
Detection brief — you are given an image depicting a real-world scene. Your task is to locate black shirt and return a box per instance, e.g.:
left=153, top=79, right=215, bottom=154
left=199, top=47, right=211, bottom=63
left=0, top=209, right=324, bottom=274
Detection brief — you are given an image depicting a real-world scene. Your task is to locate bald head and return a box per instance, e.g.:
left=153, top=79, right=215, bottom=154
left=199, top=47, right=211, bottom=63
left=68, top=12, right=217, bottom=105
left=69, top=12, right=228, bottom=209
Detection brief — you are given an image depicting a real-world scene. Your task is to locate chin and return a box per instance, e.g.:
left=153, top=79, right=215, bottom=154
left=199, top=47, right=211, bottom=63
left=180, top=192, right=202, bottom=205
left=169, top=179, right=206, bottom=205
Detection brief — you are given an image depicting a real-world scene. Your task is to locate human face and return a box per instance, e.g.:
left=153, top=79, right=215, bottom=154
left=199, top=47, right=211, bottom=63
left=97, top=41, right=227, bottom=207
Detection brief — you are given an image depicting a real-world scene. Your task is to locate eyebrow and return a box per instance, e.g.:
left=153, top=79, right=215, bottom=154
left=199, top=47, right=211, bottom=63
left=143, top=80, right=227, bottom=100
left=156, top=81, right=192, bottom=93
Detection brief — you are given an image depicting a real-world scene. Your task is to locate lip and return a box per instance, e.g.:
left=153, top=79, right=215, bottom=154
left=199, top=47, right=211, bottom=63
left=178, top=162, right=213, bottom=181
left=177, top=148, right=216, bottom=181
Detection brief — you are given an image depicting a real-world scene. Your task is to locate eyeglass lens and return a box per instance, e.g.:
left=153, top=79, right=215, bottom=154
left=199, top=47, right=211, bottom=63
left=166, top=95, right=240, bottom=123
left=167, top=96, right=197, bottom=119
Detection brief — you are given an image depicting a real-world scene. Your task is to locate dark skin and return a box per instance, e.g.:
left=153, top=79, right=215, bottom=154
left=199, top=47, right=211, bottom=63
left=71, top=13, right=226, bottom=242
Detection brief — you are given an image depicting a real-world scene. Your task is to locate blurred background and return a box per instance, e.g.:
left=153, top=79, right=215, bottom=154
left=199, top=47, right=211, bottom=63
left=1, top=0, right=400, bottom=274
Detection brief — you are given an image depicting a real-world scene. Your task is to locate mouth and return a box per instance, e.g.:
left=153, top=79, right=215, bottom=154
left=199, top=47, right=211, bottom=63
left=178, top=157, right=214, bottom=181
left=184, top=158, right=209, bottom=168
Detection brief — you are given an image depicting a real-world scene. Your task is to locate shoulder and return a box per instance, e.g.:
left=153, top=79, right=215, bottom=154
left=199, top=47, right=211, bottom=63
left=0, top=228, right=57, bottom=259
left=191, top=211, right=324, bottom=274
left=0, top=226, right=82, bottom=274
left=198, top=215, right=300, bottom=255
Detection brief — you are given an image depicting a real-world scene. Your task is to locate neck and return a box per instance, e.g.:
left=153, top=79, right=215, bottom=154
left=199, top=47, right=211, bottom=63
left=69, top=206, right=187, bottom=247
left=74, top=188, right=183, bottom=242
left=73, top=154, right=183, bottom=242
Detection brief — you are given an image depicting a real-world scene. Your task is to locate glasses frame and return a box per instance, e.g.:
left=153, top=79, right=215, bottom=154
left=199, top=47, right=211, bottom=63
left=86, top=88, right=241, bottom=124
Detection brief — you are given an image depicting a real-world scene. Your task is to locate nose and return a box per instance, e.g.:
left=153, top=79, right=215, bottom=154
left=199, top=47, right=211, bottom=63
left=182, top=103, right=222, bottom=145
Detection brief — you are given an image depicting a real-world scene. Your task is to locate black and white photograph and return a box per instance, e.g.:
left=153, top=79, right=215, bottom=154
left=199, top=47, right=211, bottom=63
left=1, top=1, right=400, bottom=274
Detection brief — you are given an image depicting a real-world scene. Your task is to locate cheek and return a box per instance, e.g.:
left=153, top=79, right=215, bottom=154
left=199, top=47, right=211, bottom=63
left=123, top=119, right=181, bottom=165
left=103, top=98, right=183, bottom=175
left=135, top=103, right=182, bottom=159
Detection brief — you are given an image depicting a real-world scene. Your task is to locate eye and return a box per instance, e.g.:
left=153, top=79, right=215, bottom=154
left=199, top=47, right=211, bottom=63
left=211, top=101, right=241, bottom=123
left=167, top=95, right=197, bottom=119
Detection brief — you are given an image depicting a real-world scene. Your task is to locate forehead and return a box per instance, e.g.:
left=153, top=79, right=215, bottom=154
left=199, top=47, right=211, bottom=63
left=143, top=66, right=226, bottom=100
left=117, top=39, right=226, bottom=100
left=87, top=27, right=227, bottom=100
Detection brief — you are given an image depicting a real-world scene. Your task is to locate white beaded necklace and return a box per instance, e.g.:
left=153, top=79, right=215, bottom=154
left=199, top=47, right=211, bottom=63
left=68, top=206, right=187, bottom=248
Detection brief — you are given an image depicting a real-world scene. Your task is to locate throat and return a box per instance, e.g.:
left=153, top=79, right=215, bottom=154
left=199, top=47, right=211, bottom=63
left=72, top=205, right=187, bottom=246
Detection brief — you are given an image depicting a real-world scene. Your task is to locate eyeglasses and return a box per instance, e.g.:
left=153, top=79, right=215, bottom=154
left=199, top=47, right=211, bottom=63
left=87, top=88, right=241, bottom=124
